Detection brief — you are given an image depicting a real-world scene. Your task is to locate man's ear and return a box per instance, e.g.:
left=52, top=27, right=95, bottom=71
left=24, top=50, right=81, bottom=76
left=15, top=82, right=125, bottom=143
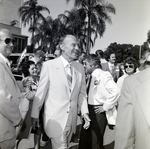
left=60, top=44, right=63, bottom=50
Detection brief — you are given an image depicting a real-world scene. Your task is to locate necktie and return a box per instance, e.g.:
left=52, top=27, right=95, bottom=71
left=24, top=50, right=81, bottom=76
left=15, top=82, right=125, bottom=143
left=86, top=74, right=92, bottom=95
left=65, top=64, right=72, bottom=92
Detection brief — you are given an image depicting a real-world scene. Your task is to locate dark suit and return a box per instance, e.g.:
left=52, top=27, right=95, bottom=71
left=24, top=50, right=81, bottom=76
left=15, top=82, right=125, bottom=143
left=101, top=62, right=123, bottom=82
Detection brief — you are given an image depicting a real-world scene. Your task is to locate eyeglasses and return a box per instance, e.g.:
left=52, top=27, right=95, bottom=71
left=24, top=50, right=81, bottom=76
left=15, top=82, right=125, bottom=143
left=0, top=38, right=15, bottom=45
left=124, top=64, right=134, bottom=69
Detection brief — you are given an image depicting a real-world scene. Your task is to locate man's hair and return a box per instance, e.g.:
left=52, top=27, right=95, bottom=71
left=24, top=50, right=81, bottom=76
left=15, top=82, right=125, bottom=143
left=105, top=49, right=115, bottom=62
left=85, top=54, right=101, bottom=68
left=34, top=50, right=45, bottom=58
left=147, top=29, right=150, bottom=38
left=95, top=49, right=104, bottom=58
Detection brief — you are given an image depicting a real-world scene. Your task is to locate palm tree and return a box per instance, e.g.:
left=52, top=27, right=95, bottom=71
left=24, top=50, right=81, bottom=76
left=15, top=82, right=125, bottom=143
left=58, top=8, right=94, bottom=52
left=32, top=16, right=70, bottom=54
left=66, top=0, right=116, bottom=54
left=18, top=0, right=50, bottom=50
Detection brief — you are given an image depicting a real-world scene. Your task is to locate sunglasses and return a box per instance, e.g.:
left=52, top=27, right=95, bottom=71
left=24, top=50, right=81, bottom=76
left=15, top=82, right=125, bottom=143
left=145, top=61, right=150, bottom=65
left=1, top=38, right=15, bottom=45
left=124, top=64, right=134, bottom=69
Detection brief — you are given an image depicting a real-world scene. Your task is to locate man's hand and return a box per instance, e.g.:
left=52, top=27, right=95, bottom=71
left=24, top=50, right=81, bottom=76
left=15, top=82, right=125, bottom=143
left=16, top=118, right=23, bottom=127
left=94, top=106, right=105, bottom=114
left=22, top=77, right=33, bottom=87
left=83, top=113, right=91, bottom=130
left=31, top=118, right=40, bottom=130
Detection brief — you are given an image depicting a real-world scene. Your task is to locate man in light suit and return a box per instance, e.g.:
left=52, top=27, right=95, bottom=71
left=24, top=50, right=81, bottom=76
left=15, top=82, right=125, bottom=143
left=31, top=35, right=90, bottom=149
left=115, top=67, right=150, bottom=149
left=141, top=30, right=150, bottom=56
left=79, top=54, right=120, bottom=149
left=101, top=51, right=123, bottom=82
left=0, top=29, right=22, bottom=149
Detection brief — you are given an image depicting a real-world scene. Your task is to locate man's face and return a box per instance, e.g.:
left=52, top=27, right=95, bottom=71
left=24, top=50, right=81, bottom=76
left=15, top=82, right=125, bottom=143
left=0, top=29, right=14, bottom=58
left=109, top=53, right=116, bottom=64
left=61, top=35, right=81, bottom=61
left=84, top=60, right=93, bottom=75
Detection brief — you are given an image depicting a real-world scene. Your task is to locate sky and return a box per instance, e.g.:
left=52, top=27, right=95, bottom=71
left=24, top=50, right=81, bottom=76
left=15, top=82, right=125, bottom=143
left=22, top=0, right=150, bottom=53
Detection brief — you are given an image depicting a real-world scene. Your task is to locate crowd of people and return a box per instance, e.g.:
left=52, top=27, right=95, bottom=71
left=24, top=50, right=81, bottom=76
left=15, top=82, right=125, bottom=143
left=0, top=28, right=150, bottom=149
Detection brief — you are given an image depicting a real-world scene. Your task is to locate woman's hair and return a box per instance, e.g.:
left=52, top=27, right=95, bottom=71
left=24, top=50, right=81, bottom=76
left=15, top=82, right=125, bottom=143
left=104, top=49, right=115, bottom=62
left=123, top=57, right=138, bottom=73
left=21, top=60, right=35, bottom=77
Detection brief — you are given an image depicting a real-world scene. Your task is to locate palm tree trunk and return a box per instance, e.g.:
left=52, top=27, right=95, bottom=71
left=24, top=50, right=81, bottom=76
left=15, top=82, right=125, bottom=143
left=86, top=0, right=91, bottom=55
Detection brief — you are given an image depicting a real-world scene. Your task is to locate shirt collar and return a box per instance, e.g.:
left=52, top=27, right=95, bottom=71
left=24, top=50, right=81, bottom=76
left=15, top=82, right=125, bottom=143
left=60, top=55, right=71, bottom=68
left=0, top=53, right=10, bottom=65
left=91, top=68, right=101, bottom=77
left=108, top=62, right=114, bottom=66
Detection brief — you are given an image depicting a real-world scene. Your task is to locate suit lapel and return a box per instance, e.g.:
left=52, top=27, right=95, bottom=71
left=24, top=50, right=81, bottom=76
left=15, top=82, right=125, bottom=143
left=55, top=57, right=72, bottom=96
left=93, top=71, right=101, bottom=90
left=55, top=57, right=69, bottom=87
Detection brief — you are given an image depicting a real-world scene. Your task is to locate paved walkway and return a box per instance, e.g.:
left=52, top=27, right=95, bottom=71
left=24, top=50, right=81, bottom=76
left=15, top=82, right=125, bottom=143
left=17, top=116, right=115, bottom=149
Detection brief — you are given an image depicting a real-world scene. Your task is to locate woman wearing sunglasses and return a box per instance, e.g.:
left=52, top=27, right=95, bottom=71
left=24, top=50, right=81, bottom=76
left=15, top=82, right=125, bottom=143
left=117, top=57, right=138, bottom=91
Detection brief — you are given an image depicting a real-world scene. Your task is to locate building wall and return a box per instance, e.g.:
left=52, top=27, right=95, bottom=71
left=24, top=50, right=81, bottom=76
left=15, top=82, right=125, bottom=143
left=0, top=22, right=21, bottom=34
left=0, top=0, right=28, bottom=53
left=0, top=0, right=23, bottom=27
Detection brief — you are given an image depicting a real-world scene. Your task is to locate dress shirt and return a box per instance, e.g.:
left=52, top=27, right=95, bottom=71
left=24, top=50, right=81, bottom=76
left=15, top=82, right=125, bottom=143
left=60, top=55, right=71, bottom=69
left=108, top=62, right=114, bottom=73
left=148, top=42, right=150, bottom=49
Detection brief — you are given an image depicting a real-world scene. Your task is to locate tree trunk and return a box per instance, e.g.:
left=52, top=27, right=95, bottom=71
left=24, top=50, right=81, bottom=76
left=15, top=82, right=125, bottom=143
left=86, top=0, right=91, bottom=55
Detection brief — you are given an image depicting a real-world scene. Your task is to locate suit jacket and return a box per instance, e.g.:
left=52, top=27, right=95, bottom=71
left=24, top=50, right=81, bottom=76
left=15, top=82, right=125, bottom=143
left=89, top=69, right=120, bottom=125
left=101, top=62, right=123, bottom=82
left=115, top=67, right=150, bottom=149
left=31, top=57, right=89, bottom=138
left=0, top=57, right=22, bottom=142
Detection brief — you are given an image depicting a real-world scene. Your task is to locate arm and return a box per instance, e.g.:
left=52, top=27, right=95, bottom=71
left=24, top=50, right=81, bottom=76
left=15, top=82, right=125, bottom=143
left=114, top=77, right=135, bottom=149
left=0, top=64, right=22, bottom=126
left=77, top=65, right=90, bottom=129
left=103, top=72, right=120, bottom=111
left=31, top=62, right=49, bottom=119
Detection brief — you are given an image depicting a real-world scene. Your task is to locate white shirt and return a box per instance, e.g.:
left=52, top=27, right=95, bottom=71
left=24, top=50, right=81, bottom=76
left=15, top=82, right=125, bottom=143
left=108, top=62, right=114, bottom=72
left=60, top=55, right=70, bottom=68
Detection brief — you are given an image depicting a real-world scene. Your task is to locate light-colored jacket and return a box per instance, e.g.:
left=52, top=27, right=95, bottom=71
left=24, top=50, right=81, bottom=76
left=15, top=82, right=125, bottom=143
left=0, top=58, right=22, bottom=142
left=115, top=67, right=150, bottom=149
left=89, top=69, right=120, bottom=125
left=31, top=57, right=89, bottom=138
